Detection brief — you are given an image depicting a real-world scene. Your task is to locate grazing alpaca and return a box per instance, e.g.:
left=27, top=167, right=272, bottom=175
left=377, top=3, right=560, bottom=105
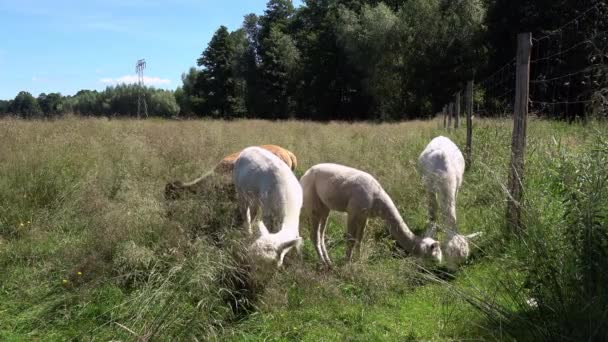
left=215, top=144, right=297, bottom=174
left=165, top=144, right=297, bottom=200
left=417, top=136, right=481, bottom=270
left=233, top=147, right=303, bottom=275
left=300, top=163, right=442, bottom=268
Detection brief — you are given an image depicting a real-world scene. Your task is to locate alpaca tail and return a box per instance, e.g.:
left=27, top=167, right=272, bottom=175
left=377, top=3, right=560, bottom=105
left=182, top=170, right=216, bottom=187
left=287, top=150, right=298, bottom=171
left=166, top=169, right=216, bottom=199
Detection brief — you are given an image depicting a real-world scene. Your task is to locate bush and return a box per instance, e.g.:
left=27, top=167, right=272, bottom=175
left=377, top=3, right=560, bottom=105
left=521, top=134, right=608, bottom=340
left=444, top=132, right=608, bottom=341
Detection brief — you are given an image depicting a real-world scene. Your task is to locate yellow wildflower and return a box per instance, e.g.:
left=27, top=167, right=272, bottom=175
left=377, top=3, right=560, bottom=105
left=62, top=279, right=68, bottom=284
left=19, top=222, right=24, bottom=227
left=77, top=271, right=82, bottom=276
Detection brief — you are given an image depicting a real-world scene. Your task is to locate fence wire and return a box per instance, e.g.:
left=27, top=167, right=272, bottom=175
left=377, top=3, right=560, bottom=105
left=529, top=4, right=608, bottom=120
left=457, top=3, right=608, bottom=120
left=474, top=58, right=517, bottom=118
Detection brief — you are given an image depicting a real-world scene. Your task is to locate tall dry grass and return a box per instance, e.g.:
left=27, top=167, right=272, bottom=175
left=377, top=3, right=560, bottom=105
left=0, top=116, right=605, bottom=340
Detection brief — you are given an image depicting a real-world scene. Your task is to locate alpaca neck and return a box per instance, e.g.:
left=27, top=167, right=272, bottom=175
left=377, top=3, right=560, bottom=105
left=376, top=192, right=418, bottom=252
left=278, top=214, right=300, bottom=240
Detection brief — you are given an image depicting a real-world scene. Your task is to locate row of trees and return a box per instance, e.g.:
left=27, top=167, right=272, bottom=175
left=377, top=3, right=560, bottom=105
left=2, top=0, right=605, bottom=120
left=177, top=0, right=607, bottom=120
left=178, top=0, right=486, bottom=120
left=0, top=85, right=179, bottom=118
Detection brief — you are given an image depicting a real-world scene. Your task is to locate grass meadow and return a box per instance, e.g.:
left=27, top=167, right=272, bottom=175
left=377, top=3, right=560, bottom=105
left=0, top=116, right=606, bottom=341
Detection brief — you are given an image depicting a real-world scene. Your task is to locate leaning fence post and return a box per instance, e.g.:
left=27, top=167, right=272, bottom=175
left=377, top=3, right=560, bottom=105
left=465, top=80, right=473, bottom=169
left=455, top=92, right=461, bottom=128
left=507, top=32, right=532, bottom=232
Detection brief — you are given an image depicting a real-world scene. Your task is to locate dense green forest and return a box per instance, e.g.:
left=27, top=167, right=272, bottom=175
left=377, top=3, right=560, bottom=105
left=1, top=0, right=606, bottom=120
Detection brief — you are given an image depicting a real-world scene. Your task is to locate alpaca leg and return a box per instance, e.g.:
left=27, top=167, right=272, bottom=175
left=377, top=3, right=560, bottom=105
left=318, top=210, right=332, bottom=267
left=447, top=189, right=457, bottom=231
left=345, top=212, right=368, bottom=263
left=310, top=206, right=331, bottom=267
left=310, top=210, right=324, bottom=265
left=250, top=204, right=261, bottom=233
left=353, top=214, right=367, bottom=260
left=439, top=182, right=457, bottom=233
left=424, top=188, right=440, bottom=237
left=237, top=193, right=253, bottom=235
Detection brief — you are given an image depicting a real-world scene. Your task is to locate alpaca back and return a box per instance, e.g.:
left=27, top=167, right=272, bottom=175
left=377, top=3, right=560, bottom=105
left=214, top=151, right=241, bottom=174
left=234, top=147, right=302, bottom=232
left=215, top=145, right=296, bottom=174
left=300, top=163, right=381, bottom=213
left=259, top=144, right=297, bottom=171
left=418, top=136, right=465, bottom=191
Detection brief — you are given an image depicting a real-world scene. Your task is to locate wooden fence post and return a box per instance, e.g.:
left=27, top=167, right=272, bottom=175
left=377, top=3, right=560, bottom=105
left=443, top=105, right=447, bottom=128
left=448, top=102, right=453, bottom=129
left=455, top=92, right=461, bottom=128
left=465, top=80, right=473, bottom=169
left=507, top=32, right=532, bottom=232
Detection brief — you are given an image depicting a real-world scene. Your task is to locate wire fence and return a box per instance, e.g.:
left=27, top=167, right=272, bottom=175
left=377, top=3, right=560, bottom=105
left=475, top=58, right=516, bottom=118
left=529, top=4, right=608, bottom=120
left=450, top=3, right=608, bottom=122
left=438, top=3, right=608, bottom=231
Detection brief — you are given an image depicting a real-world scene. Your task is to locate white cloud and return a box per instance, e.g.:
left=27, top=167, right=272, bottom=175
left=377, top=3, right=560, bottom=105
left=32, top=76, right=51, bottom=82
left=100, top=75, right=171, bottom=86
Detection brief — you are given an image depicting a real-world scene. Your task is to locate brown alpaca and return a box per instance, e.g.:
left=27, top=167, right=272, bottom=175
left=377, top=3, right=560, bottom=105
left=165, top=144, right=297, bottom=200
left=214, top=144, right=297, bottom=174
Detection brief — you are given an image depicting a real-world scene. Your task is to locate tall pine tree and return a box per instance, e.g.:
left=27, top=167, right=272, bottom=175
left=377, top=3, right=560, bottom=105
left=197, top=26, right=234, bottom=117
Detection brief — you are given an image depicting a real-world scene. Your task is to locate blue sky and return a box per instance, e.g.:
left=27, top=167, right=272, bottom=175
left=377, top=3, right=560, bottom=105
left=0, top=0, right=302, bottom=100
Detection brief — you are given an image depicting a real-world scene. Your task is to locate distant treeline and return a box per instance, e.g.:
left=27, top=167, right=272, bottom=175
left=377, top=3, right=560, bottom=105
left=0, top=85, right=179, bottom=118
left=2, top=0, right=606, bottom=120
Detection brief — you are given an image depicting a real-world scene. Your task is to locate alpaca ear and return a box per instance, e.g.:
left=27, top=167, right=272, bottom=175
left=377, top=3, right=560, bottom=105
left=465, top=232, right=483, bottom=240
left=277, top=237, right=302, bottom=254
left=276, top=237, right=303, bottom=266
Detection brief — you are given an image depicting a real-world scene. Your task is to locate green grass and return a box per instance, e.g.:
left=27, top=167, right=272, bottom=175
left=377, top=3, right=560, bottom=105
left=0, top=116, right=605, bottom=340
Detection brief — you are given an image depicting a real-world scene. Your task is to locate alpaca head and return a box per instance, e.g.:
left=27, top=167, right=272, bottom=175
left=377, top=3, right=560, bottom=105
left=164, top=181, right=184, bottom=200
left=246, top=222, right=302, bottom=279
left=413, top=237, right=443, bottom=264
left=443, top=232, right=482, bottom=271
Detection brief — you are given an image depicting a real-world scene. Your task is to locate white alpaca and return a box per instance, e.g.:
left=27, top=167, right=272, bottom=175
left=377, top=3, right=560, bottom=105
left=233, top=147, right=303, bottom=274
left=417, top=136, right=481, bottom=270
left=300, top=163, right=442, bottom=268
